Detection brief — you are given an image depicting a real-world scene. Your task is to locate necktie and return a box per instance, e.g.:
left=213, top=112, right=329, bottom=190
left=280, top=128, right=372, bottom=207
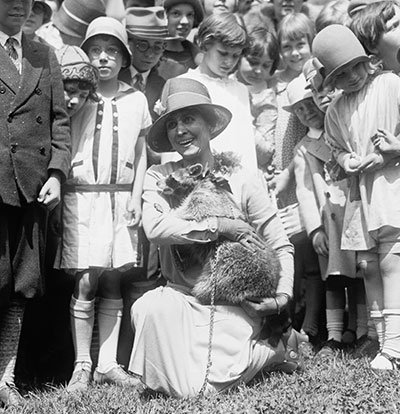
left=134, top=73, right=145, bottom=92
left=5, top=37, right=19, bottom=70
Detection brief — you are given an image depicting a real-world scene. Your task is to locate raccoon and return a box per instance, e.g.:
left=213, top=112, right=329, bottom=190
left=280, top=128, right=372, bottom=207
left=157, top=159, right=290, bottom=344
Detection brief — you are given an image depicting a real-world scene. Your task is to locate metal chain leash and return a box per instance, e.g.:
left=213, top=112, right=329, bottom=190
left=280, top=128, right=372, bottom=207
left=199, top=244, right=219, bottom=395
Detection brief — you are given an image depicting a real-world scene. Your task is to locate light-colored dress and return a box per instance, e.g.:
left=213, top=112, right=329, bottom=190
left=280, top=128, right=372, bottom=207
left=325, top=72, right=400, bottom=251
left=59, top=82, right=151, bottom=270
left=294, top=129, right=356, bottom=280
left=180, top=69, right=258, bottom=174
left=128, top=160, right=294, bottom=397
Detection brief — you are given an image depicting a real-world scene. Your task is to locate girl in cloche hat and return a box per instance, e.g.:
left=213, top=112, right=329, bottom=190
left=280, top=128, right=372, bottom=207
left=313, top=24, right=400, bottom=370
left=56, top=17, right=152, bottom=392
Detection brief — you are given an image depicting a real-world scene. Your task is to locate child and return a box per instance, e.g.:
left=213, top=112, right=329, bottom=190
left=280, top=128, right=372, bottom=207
left=268, top=12, right=321, bottom=342
left=236, top=27, right=280, bottom=172
left=57, top=17, right=151, bottom=391
left=287, top=73, right=368, bottom=354
left=178, top=12, right=258, bottom=174
left=313, top=24, right=400, bottom=369
left=0, top=0, right=70, bottom=406
left=350, top=0, right=400, bottom=74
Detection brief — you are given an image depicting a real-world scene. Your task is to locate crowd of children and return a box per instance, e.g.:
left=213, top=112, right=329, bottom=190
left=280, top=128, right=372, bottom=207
left=2, top=0, right=400, bottom=406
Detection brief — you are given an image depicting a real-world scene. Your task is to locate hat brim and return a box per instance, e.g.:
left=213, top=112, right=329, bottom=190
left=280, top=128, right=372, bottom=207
left=148, top=103, right=232, bottom=153
left=323, top=55, right=369, bottom=87
left=282, top=95, right=314, bottom=113
left=33, top=1, right=53, bottom=24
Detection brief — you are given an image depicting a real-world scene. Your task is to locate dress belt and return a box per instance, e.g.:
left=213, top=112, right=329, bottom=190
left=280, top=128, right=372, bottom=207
left=63, top=183, right=132, bottom=193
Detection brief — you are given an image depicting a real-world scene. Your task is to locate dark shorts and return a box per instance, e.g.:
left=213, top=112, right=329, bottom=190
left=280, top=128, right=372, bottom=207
left=0, top=203, right=48, bottom=307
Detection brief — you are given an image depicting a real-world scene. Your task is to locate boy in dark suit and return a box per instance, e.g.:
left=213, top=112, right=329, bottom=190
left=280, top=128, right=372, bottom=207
left=0, top=0, right=70, bottom=407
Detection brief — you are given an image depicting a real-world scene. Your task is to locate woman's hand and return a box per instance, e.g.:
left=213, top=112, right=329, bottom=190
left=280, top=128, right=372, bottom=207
left=217, top=217, right=265, bottom=251
left=342, top=153, right=362, bottom=176
left=241, top=294, right=290, bottom=318
left=311, top=228, right=328, bottom=257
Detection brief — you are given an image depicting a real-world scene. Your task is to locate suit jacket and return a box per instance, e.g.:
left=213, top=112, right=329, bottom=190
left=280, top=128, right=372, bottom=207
left=0, top=34, right=70, bottom=207
left=119, top=66, right=166, bottom=121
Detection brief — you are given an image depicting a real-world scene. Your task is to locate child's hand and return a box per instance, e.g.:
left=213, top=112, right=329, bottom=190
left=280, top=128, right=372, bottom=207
left=372, top=128, right=400, bottom=153
left=241, top=294, right=289, bottom=318
left=342, top=153, right=362, bottom=175
left=126, top=199, right=142, bottom=228
left=358, top=152, right=385, bottom=173
left=37, top=173, right=61, bottom=211
left=311, top=228, right=328, bottom=257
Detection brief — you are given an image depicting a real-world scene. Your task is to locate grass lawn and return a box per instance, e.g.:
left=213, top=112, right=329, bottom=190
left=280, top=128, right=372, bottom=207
left=4, top=351, right=400, bottom=414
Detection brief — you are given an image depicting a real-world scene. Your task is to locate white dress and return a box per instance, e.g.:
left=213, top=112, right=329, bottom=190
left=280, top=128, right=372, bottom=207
left=59, top=82, right=152, bottom=270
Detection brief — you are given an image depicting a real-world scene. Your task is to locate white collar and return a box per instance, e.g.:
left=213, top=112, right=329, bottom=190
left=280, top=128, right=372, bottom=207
left=308, top=127, right=323, bottom=139
left=0, top=30, right=22, bottom=47
left=129, top=66, right=151, bottom=84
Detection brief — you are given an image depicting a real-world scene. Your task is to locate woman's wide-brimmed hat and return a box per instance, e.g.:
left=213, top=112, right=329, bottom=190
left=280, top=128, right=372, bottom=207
left=312, top=24, right=369, bottom=86
left=53, top=0, right=105, bottom=40
left=148, top=78, right=232, bottom=153
left=55, top=45, right=99, bottom=91
left=126, top=7, right=170, bottom=40
left=282, top=74, right=314, bottom=113
left=164, top=0, right=204, bottom=27
left=81, top=17, right=132, bottom=69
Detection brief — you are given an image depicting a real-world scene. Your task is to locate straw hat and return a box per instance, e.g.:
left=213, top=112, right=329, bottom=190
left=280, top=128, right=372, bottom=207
left=148, top=78, right=232, bottom=153
left=312, top=24, right=369, bottom=86
left=125, top=7, right=169, bottom=40
left=282, top=74, right=314, bottom=113
left=81, top=17, right=132, bottom=69
left=164, top=0, right=205, bottom=27
left=55, top=45, right=99, bottom=91
left=53, top=0, right=105, bottom=40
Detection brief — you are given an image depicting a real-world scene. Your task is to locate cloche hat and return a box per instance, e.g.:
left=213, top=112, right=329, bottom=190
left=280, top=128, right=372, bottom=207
left=81, top=17, right=132, bottom=69
left=148, top=78, right=232, bottom=153
left=282, top=74, right=314, bottom=113
left=312, top=24, right=369, bottom=86
left=55, top=45, right=99, bottom=91
left=125, top=7, right=170, bottom=40
left=32, top=1, right=53, bottom=25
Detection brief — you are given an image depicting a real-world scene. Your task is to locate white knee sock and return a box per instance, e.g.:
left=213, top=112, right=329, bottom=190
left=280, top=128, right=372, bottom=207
left=356, top=304, right=369, bottom=339
left=370, top=310, right=385, bottom=348
left=96, top=298, right=123, bottom=373
left=70, top=296, right=95, bottom=368
left=382, top=309, right=400, bottom=358
left=0, top=300, right=25, bottom=388
left=326, top=309, right=344, bottom=342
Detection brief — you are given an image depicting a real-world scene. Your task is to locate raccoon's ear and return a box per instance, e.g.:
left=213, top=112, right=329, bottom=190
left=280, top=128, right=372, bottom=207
left=189, top=163, right=203, bottom=177
left=156, top=180, right=166, bottom=190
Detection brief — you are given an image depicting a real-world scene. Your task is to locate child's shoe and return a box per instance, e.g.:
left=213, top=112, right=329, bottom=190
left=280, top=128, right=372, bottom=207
left=370, top=352, right=400, bottom=370
left=352, top=335, right=380, bottom=359
left=67, top=362, right=92, bottom=393
left=316, top=339, right=342, bottom=358
left=94, top=365, right=144, bottom=389
left=0, top=383, right=24, bottom=407
left=341, top=329, right=356, bottom=346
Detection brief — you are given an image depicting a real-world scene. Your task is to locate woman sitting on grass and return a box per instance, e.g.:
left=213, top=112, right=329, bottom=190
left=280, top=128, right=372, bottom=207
left=128, top=77, right=307, bottom=398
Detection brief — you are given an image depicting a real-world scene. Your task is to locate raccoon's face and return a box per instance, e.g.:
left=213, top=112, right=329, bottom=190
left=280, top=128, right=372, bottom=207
left=157, top=163, right=206, bottom=204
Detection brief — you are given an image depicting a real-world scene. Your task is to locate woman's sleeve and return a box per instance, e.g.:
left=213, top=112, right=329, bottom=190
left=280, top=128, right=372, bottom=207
left=242, top=175, right=294, bottom=298
left=142, top=165, right=219, bottom=245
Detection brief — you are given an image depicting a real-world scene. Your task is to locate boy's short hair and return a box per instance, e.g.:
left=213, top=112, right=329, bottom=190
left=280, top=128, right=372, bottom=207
left=277, top=12, right=316, bottom=48
left=197, top=12, right=249, bottom=51
left=315, top=0, right=350, bottom=33
left=350, top=0, right=400, bottom=53
left=247, top=27, right=280, bottom=75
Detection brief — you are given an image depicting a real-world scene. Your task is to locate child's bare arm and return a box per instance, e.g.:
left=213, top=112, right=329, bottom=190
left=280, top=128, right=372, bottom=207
left=127, top=135, right=147, bottom=227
